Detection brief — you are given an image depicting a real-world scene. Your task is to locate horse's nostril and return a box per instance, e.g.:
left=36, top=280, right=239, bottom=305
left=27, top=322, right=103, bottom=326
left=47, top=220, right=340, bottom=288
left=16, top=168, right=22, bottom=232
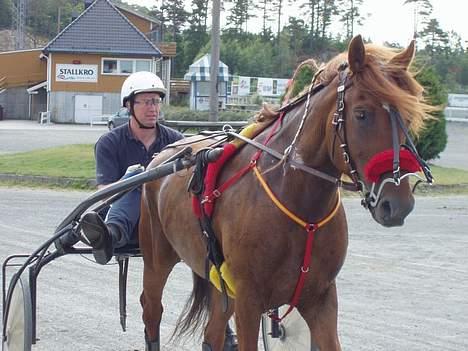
left=381, top=200, right=392, bottom=220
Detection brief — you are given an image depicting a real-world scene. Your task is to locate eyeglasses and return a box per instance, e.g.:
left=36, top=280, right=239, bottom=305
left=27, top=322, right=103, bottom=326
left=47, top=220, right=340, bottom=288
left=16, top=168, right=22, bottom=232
left=134, top=98, right=162, bottom=107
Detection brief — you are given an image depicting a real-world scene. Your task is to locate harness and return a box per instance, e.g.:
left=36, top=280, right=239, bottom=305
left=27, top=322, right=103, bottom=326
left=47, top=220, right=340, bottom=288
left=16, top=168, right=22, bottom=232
left=189, top=62, right=433, bottom=321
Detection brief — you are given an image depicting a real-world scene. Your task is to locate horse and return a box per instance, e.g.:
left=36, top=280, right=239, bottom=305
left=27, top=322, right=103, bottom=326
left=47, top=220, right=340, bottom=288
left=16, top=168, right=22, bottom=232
left=138, top=35, right=432, bottom=351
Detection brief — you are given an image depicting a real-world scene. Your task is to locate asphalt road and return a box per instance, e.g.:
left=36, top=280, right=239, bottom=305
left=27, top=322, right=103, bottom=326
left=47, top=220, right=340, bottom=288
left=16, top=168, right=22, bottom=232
left=0, top=119, right=466, bottom=170
left=0, top=188, right=466, bottom=350
left=0, top=121, right=107, bottom=155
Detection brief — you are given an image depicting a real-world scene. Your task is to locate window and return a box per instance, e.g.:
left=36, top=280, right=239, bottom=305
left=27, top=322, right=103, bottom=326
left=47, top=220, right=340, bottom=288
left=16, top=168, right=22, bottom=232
left=101, top=58, right=152, bottom=75
left=136, top=60, right=151, bottom=72
left=120, top=60, right=133, bottom=74
left=103, top=60, right=117, bottom=74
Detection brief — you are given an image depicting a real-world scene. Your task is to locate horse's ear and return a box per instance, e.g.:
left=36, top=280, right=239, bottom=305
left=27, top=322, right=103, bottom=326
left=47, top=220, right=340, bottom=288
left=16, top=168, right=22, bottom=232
left=389, top=40, right=415, bottom=70
left=348, top=35, right=366, bottom=73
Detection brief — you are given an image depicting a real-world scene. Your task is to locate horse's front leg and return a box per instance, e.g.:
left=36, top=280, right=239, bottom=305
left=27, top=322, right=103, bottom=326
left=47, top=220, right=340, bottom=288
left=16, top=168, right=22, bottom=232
left=234, top=287, right=263, bottom=351
left=299, top=281, right=342, bottom=351
left=202, top=286, right=235, bottom=350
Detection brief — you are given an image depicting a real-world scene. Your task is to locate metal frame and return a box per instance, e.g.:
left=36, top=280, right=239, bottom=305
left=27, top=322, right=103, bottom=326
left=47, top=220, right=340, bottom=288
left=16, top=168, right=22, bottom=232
left=2, top=146, right=224, bottom=349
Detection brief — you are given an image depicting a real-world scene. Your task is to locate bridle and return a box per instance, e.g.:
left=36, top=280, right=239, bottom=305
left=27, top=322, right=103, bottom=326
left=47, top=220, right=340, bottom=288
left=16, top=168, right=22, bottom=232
left=330, top=63, right=433, bottom=209
left=225, top=61, right=433, bottom=209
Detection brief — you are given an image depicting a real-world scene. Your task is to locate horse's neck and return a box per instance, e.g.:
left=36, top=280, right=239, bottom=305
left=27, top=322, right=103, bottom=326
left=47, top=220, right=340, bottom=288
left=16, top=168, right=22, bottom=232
left=272, top=89, right=337, bottom=174
left=255, top=89, right=341, bottom=221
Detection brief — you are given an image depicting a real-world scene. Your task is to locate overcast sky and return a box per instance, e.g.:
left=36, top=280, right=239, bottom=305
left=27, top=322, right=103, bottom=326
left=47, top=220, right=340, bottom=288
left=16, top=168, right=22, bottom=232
left=126, top=0, right=467, bottom=47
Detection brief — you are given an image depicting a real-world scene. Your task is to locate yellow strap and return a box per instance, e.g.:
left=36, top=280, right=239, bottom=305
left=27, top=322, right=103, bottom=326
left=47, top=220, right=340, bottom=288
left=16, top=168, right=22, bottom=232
left=253, top=165, right=341, bottom=229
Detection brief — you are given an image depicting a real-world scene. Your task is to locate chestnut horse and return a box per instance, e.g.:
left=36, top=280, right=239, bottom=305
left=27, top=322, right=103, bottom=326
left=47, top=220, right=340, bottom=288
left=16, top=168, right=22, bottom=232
left=139, top=35, right=432, bottom=351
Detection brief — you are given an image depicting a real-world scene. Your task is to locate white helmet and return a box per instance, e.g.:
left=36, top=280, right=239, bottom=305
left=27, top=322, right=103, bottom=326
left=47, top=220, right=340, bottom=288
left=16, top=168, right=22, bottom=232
left=121, top=71, right=166, bottom=106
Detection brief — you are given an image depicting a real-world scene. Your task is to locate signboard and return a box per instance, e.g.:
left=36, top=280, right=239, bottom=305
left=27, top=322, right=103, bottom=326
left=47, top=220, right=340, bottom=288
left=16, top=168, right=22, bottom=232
left=448, top=94, right=468, bottom=108
left=238, top=76, right=251, bottom=96
left=231, top=75, right=289, bottom=97
left=56, top=64, right=98, bottom=83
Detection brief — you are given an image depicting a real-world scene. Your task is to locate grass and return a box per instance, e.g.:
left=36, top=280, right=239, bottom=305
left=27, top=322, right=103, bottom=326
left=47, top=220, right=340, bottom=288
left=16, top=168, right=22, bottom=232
left=0, top=145, right=468, bottom=193
left=427, top=164, right=468, bottom=185
left=0, top=144, right=95, bottom=179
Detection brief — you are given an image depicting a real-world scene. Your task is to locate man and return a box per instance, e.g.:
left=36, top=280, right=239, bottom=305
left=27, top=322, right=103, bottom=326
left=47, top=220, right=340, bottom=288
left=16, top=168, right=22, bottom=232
left=80, top=71, right=238, bottom=350
left=80, top=71, right=184, bottom=265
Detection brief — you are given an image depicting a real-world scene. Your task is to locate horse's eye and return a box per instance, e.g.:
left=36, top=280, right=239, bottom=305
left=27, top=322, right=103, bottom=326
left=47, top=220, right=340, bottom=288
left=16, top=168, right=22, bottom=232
left=355, top=110, right=367, bottom=120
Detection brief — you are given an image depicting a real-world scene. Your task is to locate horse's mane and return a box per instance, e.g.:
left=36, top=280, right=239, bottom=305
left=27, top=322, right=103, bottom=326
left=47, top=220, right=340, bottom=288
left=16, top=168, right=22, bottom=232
left=317, top=44, right=433, bottom=135
left=254, top=44, right=433, bottom=135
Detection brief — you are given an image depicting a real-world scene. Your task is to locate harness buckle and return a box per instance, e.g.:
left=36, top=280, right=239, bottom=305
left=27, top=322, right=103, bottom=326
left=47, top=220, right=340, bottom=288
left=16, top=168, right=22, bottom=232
left=200, top=196, right=211, bottom=204
left=342, top=151, right=350, bottom=164
left=212, top=189, right=221, bottom=198
left=301, top=266, right=310, bottom=273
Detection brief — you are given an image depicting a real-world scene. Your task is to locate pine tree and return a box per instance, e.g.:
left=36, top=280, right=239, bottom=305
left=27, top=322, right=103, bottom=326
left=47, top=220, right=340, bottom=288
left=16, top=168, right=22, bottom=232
left=0, top=0, right=12, bottom=30
left=161, top=0, right=188, bottom=40
left=336, top=0, right=364, bottom=40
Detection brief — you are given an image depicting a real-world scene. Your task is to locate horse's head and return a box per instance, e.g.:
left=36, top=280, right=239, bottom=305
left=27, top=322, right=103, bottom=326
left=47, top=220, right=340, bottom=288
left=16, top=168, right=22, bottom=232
left=322, top=35, right=433, bottom=227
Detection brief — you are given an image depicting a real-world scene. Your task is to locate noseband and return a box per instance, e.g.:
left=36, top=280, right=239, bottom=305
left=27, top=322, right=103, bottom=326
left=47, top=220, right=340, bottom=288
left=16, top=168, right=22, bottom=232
left=331, top=64, right=433, bottom=208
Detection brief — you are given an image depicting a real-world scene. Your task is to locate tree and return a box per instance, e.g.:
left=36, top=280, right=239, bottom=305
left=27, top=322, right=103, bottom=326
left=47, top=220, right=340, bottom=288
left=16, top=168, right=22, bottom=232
left=283, top=17, right=308, bottom=59
left=0, top=0, right=12, bottom=30
left=414, top=65, right=447, bottom=161
left=258, top=0, right=274, bottom=38
left=336, top=0, right=364, bottom=39
left=419, top=18, right=449, bottom=61
left=403, top=0, right=433, bottom=39
left=188, top=0, right=208, bottom=33
left=271, top=0, right=285, bottom=41
left=300, top=0, right=337, bottom=42
left=226, top=0, right=255, bottom=33
left=160, top=0, right=188, bottom=40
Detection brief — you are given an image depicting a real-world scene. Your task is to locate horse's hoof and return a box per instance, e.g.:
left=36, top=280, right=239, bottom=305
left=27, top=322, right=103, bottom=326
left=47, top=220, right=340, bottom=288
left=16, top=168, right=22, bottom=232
left=202, top=342, right=213, bottom=351
left=223, top=327, right=238, bottom=351
left=145, top=329, right=160, bottom=351
left=145, top=339, right=160, bottom=351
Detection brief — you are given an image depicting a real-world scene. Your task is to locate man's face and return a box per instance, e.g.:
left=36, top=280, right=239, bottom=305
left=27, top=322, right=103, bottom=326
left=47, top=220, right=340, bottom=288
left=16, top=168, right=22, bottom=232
left=131, top=92, right=162, bottom=127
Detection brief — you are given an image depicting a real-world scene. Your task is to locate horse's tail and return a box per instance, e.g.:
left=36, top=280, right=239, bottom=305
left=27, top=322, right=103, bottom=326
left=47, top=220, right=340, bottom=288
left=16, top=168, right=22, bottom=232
left=172, top=271, right=211, bottom=339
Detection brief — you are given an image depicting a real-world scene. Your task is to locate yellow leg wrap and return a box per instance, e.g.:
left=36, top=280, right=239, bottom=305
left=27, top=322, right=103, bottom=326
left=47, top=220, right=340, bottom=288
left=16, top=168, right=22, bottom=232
left=209, top=262, right=236, bottom=299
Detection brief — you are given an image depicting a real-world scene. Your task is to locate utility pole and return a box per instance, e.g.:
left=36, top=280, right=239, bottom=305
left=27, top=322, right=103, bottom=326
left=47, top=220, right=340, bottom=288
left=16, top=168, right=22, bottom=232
left=57, top=7, right=62, bottom=35
left=12, top=0, right=26, bottom=50
left=209, top=0, right=221, bottom=122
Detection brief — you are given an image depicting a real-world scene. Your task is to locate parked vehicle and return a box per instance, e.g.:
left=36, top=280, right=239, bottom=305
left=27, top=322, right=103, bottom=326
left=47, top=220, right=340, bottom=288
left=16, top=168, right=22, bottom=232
left=107, top=108, right=130, bottom=130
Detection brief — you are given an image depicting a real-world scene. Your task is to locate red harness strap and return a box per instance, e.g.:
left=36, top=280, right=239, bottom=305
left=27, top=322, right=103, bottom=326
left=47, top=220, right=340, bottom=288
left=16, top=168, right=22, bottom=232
left=193, top=112, right=340, bottom=322
left=269, top=224, right=317, bottom=322
left=200, top=112, right=286, bottom=213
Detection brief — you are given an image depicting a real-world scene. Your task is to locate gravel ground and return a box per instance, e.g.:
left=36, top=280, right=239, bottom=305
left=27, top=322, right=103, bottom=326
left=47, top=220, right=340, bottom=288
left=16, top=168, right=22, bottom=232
left=0, top=188, right=466, bottom=350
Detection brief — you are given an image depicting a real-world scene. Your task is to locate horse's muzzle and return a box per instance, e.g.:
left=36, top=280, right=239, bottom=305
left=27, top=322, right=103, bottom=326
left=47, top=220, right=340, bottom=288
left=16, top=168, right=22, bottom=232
left=370, top=182, right=415, bottom=227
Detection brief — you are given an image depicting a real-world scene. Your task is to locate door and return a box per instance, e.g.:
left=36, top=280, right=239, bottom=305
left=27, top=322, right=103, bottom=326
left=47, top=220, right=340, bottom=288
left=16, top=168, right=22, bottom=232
left=74, top=95, right=103, bottom=124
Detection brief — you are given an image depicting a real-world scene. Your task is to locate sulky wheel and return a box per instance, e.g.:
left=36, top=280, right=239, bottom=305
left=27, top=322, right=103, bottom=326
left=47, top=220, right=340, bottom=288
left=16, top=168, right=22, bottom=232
left=261, top=306, right=317, bottom=351
left=2, top=273, right=33, bottom=351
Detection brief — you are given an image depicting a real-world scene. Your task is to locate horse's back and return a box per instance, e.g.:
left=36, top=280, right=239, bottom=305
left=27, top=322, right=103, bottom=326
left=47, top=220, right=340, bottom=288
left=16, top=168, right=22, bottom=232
left=142, top=134, right=219, bottom=276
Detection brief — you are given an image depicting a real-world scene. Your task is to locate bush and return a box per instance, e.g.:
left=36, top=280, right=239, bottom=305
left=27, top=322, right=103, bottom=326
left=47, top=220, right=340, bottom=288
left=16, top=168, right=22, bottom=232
left=162, top=106, right=252, bottom=122
left=414, top=66, right=448, bottom=161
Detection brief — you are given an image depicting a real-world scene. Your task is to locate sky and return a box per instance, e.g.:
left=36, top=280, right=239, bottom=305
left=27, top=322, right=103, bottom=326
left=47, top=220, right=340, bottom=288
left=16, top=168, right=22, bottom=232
left=126, top=0, right=467, bottom=47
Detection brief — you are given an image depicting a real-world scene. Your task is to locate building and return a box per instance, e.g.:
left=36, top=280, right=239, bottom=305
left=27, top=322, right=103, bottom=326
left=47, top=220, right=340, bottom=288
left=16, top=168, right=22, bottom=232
left=183, top=54, right=230, bottom=111
left=0, top=0, right=175, bottom=123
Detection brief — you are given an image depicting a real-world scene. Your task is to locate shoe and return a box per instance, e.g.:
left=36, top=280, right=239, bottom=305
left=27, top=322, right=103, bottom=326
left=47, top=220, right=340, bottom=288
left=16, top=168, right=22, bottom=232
left=223, top=324, right=238, bottom=351
left=80, top=212, right=116, bottom=265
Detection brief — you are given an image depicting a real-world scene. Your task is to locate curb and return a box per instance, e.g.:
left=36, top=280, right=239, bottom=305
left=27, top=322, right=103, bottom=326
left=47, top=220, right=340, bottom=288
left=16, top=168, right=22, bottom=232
left=1, top=173, right=468, bottom=194
left=0, top=173, right=97, bottom=188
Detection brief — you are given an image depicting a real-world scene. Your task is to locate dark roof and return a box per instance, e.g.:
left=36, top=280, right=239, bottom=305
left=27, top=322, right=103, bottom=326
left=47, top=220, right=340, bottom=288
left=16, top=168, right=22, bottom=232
left=43, top=0, right=161, bottom=56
